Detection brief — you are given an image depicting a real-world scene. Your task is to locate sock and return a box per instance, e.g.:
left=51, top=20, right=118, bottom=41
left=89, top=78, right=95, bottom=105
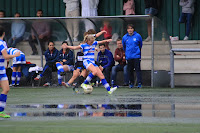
left=0, top=94, right=7, bottom=112
left=84, top=73, right=94, bottom=84
left=57, top=71, right=63, bottom=85
left=56, top=63, right=64, bottom=72
left=16, top=72, right=21, bottom=85
left=101, top=78, right=111, bottom=91
left=11, top=72, right=16, bottom=85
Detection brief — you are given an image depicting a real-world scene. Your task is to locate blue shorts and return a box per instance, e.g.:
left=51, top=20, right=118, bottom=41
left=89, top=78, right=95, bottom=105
left=0, top=73, right=8, bottom=81
left=145, top=8, right=158, bottom=16
left=13, top=54, right=26, bottom=65
left=83, top=60, right=98, bottom=69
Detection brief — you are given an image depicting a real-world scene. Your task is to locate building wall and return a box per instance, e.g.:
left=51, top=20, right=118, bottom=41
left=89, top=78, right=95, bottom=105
left=0, top=0, right=199, bottom=40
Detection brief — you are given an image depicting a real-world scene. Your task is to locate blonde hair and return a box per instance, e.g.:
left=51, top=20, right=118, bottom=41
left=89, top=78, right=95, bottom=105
left=83, top=34, right=95, bottom=43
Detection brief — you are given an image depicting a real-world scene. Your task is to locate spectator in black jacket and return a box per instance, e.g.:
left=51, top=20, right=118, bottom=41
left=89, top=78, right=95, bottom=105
left=34, top=41, right=59, bottom=86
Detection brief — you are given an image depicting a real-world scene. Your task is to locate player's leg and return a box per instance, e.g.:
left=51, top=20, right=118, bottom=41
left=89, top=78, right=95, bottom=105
left=11, top=65, right=17, bottom=86
left=0, top=75, right=11, bottom=118
left=16, top=65, right=21, bottom=86
left=56, top=62, right=64, bottom=85
left=62, top=68, right=80, bottom=87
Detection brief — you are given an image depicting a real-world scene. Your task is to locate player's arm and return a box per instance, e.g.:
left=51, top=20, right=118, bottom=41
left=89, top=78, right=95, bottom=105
left=96, top=30, right=107, bottom=38
left=1, top=49, right=20, bottom=60
left=97, top=39, right=112, bottom=44
left=62, top=44, right=81, bottom=50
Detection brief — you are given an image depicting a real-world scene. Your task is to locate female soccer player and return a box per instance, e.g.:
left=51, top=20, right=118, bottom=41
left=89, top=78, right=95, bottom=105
left=62, top=34, right=117, bottom=94
left=0, top=26, right=20, bottom=118
left=7, top=47, right=26, bottom=86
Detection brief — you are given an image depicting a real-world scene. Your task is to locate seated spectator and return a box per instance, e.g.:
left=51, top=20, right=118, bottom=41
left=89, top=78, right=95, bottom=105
left=100, top=20, right=112, bottom=50
left=29, top=9, right=51, bottom=55
left=34, top=41, right=59, bottom=86
left=6, top=47, right=26, bottom=86
left=123, top=0, right=135, bottom=15
left=8, top=12, right=25, bottom=48
left=179, top=0, right=195, bottom=40
left=97, top=43, right=114, bottom=84
left=111, top=38, right=129, bottom=87
left=56, top=41, right=74, bottom=86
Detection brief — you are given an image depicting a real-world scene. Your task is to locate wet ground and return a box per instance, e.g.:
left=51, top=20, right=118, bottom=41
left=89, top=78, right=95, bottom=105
left=1, top=87, right=200, bottom=133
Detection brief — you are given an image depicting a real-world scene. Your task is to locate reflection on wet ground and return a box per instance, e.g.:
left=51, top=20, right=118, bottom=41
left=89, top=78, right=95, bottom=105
left=8, top=103, right=200, bottom=118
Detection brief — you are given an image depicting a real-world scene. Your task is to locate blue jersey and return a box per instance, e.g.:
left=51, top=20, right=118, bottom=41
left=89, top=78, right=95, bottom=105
left=0, top=39, right=7, bottom=74
left=80, top=41, right=98, bottom=63
left=7, top=48, right=24, bottom=55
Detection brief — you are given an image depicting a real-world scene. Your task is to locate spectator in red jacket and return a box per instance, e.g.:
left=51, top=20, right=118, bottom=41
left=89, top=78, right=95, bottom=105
left=111, top=38, right=129, bottom=87
left=101, top=20, right=112, bottom=50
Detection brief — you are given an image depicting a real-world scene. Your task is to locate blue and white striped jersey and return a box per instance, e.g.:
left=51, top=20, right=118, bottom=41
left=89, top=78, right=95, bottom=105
left=7, top=48, right=24, bottom=55
left=80, top=41, right=98, bottom=62
left=0, top=39, right=8, bottom=74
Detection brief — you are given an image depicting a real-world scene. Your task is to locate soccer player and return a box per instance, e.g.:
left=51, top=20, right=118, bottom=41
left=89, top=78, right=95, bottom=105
left=7, top=47, right=26, bottom=86
left=62, top=35, right=117, bottom=94
left=0, top=26, right=20, bottom=118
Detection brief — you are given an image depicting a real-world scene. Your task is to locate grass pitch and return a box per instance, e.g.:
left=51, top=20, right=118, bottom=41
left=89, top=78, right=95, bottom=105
left=0, top=87, right=200, bottom=133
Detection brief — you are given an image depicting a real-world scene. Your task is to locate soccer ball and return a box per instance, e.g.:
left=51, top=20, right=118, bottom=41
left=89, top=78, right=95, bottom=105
left=83, top=85, right=93, bottom=94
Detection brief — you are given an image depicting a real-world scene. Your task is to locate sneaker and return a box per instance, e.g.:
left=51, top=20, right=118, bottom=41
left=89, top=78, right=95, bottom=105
left=73, top=87, right=80, bottom=93
left=34, top=75, right=41, bottom=80
left=144, top=36, right=151, bottom=42
left=43, top=82, right=50, bottom=87
left=108, top=87, right=118, bottom=94
left=137, top=83, right=142, bottom=88
left=62, top=82, right=70, bottom=88
left=9, top=84, right=14, bottom=87
left=81, top=83, right=88, bottom=90
left=129, top=83, right=134, bottom=88
left=183, top=36, right=189, bottom=40
left=0, top=112, right=10, bottom=118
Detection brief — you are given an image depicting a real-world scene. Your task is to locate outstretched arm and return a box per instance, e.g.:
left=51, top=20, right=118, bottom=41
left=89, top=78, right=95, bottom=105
left=96, top=30, right=107, bottom=38
left=62, top=44, right=81, bottom=50
left=97, top=39, right=112, bottom=44
left=2, top=50, right=20, bottom=60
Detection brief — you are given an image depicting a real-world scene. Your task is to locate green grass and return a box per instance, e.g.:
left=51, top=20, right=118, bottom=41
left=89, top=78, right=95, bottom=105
left=1, top=87, right=200, bottom=133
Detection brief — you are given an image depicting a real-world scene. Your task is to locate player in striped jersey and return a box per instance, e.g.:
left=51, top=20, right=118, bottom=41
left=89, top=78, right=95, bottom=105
left=0, top=26, right=20, bottom=118
left=7, top=47, right=26, bottom=86
left=62, top=34, right=117, bottom=94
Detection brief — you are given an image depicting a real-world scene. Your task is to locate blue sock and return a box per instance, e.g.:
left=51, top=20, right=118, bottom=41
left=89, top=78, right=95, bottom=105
left=101, top=78, right=111, bottom=91
left=84, top=73, right=94, bottom=84
left=12, top=72, right=16, bottom=85
left=16, top=72, right=21, bottom=85
left=56, top=63, right=64, bottom=72
left=57, top=71, right=63, bottom=85
left=0, top=94, right=7, bottom=112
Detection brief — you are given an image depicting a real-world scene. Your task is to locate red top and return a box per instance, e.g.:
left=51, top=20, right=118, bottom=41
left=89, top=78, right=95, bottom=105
left=101, top=25, right=112, bottom=39
left=114, top=48, right=126, bottom=65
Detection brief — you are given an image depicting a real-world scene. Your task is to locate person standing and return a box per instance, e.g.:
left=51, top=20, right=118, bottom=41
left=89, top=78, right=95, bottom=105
left=122, top=24, right=143, bottom=88
left=81, top=0, right=99, bottom=31
left=7, top=48, right=26, bottom=86
left=0, top=26, right=20, bottom=118
left=123, top=0, right=135, bottom=15
left=144, top=0, right=160, bottom=42
left=179, top=0, right=195, bottom=40
left=63, top=0, right=80, bottom=42
left=111, top=38, right=129, bottom=87
left=8, top=13, right=25, bottom=48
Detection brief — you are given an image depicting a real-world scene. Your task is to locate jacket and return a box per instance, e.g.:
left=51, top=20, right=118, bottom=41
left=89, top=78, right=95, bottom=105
left=45, top=48, right=59, bottom=64
left=144, top=0, right=161, bottom=10
left=179, top=0, right=195, bottom=14
left=114, top=48, right=126, bottom=65
left=97, top=49, right=114, bottom=69
left=122, top=31, right=143, bottom=60
left=58, top=49, right=74, bottom=65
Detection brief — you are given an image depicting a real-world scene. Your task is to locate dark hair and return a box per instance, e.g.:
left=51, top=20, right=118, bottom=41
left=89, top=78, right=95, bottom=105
left=0, top=26, right=5, bottom=36
left=37, top=9, right=43, bottom=13
left=0, top=10, right=5, bottom=14
left=99, top=43, right=105, bottom=47
left=48, top=41, right=55, bottom=45
left=62, top=40, right=68, bottom=44
left=87, top=29, right=96, bottom=34
left=127, top=24, right=134, bottom=29
left=117, top=37, right=122, bottom=42
left=15, top=12, right=20, bottom=16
